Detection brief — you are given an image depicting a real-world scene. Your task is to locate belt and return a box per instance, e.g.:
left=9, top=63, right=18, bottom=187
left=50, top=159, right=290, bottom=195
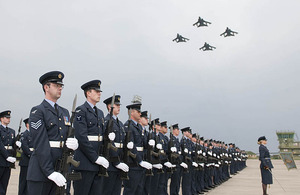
left=114, top=143, right=123, bottom=148
left=87, top=135, right=103, bottom=142
left=136, top=147, right=144, bottom=151
left=49, top=141, right=64, bottom=148
left=264, top=157, right=271, bottom=160
left=29, top=148, right=34, bottom=151
left=5, top=146, right=13, bottom=150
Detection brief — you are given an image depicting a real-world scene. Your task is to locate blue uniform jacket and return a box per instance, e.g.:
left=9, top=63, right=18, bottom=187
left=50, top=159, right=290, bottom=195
left=19, top=130, right=33, bottom=167
left=27, top=100, right=70, bottom=181
left=103, top=114, right=126, bottom=172
left=259, top=144, right=273, bottom=169
left=180, top=137, right=192, bottom=165
left=124, top=119, right=146, bottom=170
left=73, top=101, right=105, bottom=172
left=168, top=135, right=182, bottom=165
left=159, top=132, right=169, bottom=164
left=0, top=125, right=16, bottom=167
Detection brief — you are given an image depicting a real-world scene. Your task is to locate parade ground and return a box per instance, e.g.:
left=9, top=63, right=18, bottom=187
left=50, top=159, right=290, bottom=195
left=7, top=159, right=300, bottom=195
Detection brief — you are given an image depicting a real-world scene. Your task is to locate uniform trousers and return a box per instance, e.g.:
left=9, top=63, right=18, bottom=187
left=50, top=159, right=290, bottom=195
left=123, top=169, right=145, bottom=195
left=0, top=167, right=11, bottom=195
left=191, top=167, right=197, bottom=194
left=73, top=171, right=102, bottom=195
left=101, top=171, right=122, bottom=195
left=18, top=166, right=28, bottom=195
left=181, top=167, right=192, bottom=195
left=158, top=167, right=169, bottom=195
left=143, top=174, right=151, bottom=195
left=170, top=166, right=181, bottom=195
left=27, top=180, right=56, bottom=195
left=150, top=168, right=161, bottom=195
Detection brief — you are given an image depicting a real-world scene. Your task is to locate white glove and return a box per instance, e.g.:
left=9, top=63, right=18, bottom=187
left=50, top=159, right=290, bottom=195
left=148, top=139, right=155, bottom=147
left=164, top=162, right=173, bottom=168
left=156, top=143, right=162, bottom=150
left=16, top=141, right=22, bottom=148
left=66, top=138, right=78, bottom=150
left=95, top=156, right=109, bottom=169
left=127, top=142, right=134, bottom=149
left=153, top=163, right=163, bottom=169
left=203, top=152, right=206, bottom=156
left=171, top=164, right=176, bottom=168
left=197, top=151, right=201, bottom=154
left=6, top=157, right=16, bottom=163
left=180, top=162, right=188, bottom=169
left=170, top=147, right=177, bottom=152
left=139, top=161, right=152, bottom=170
left=108, top=132, right=115, bottom=141
left=192, top=162, right=198, bottom=167
left=48, top=172, right=66, bottom=187
left=213, top=153, right=216, bottom=157
left=184, top=148, right=188, bottom=153
left=116, top=162, right=129, bottom=172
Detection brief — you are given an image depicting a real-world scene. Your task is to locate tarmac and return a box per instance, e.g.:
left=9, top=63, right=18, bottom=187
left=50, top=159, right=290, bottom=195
left=6, top=159, right=300, bottom=195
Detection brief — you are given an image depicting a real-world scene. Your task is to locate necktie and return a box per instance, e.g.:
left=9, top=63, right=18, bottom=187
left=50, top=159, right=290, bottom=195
left=94, top=106, right=98, bottom=116
left=54, top=103, right=59, bottom=116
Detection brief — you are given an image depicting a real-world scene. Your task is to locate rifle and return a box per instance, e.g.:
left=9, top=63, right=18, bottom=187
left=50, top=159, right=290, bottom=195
left=181, top=136, right=191, bottom=173
left=121, top=109, right=136, bottom=180
left=153, top=120, right=164, bottom=174
left=55, top=94, right=82, bottom=195
left=98, top=93, right=118, bottom=177
left=168, top=126, right=180, bottom=173
left=10, top=118, right=23, bottom=169
left=145, top=114, right=157, bottom=176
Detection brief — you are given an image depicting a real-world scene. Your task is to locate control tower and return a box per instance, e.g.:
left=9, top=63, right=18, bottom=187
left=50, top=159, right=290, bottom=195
left=276, top=131, right=300, bottom=157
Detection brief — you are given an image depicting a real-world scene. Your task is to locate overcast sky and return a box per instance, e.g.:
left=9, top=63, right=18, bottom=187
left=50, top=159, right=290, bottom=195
left=1, top=0, right=300, bottom=153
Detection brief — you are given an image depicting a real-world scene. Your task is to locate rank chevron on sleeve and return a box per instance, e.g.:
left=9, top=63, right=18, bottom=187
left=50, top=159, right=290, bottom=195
left=31, top=120, right=42, bottom=130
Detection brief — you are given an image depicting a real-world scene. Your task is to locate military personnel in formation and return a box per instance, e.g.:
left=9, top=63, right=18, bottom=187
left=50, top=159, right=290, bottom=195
left=158, top=121, right=174, bottom=195
left=0, top=110, right=18, bottom=195
left=27, top=71, right=78, bottom=194
left=180, top=127, right=193, bottom=195
left=18, top=118, right=33, bottom=195
left=101, top=95, right=129, bottom=195
left=73, top=80, right=109, bottom=195
left=139, top=111, right=152, bottom=195
left=149, top=118, right=164, bottom=195
left=123, top=102, right=152, bottom=195
left=169, top=124, right=183, bottom=195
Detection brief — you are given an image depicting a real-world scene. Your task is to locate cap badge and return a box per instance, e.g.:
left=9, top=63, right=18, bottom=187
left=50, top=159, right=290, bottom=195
left=58, top=74, right=62, bottom=79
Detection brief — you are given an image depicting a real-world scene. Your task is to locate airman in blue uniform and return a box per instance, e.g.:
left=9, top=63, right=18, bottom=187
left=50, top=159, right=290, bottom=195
left=18, top=118, right=33, bottom=195
left=149, top=118, right=164, bottom=195
left=258, top=136, right=273, bottom=195
left=73, top=80, right=109, bottom=195
left=169, top=124, right=183, bottom=195
left=139, top=111, right=152, bottom=195
left=123, top=102, right=152, bottom=195
left=27, top=71, right=79, bottom=194
left=0, top=110, right=17, bottom=195
left=180, top=127, right=193, bottom=195
left=158, top=121, right=173, bottom=195
left=101, top=95, right=129, bottom=195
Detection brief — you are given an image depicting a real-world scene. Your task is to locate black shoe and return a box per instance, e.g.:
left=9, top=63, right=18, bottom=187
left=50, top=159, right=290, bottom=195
left=202, top=189, right=209, bottom=192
